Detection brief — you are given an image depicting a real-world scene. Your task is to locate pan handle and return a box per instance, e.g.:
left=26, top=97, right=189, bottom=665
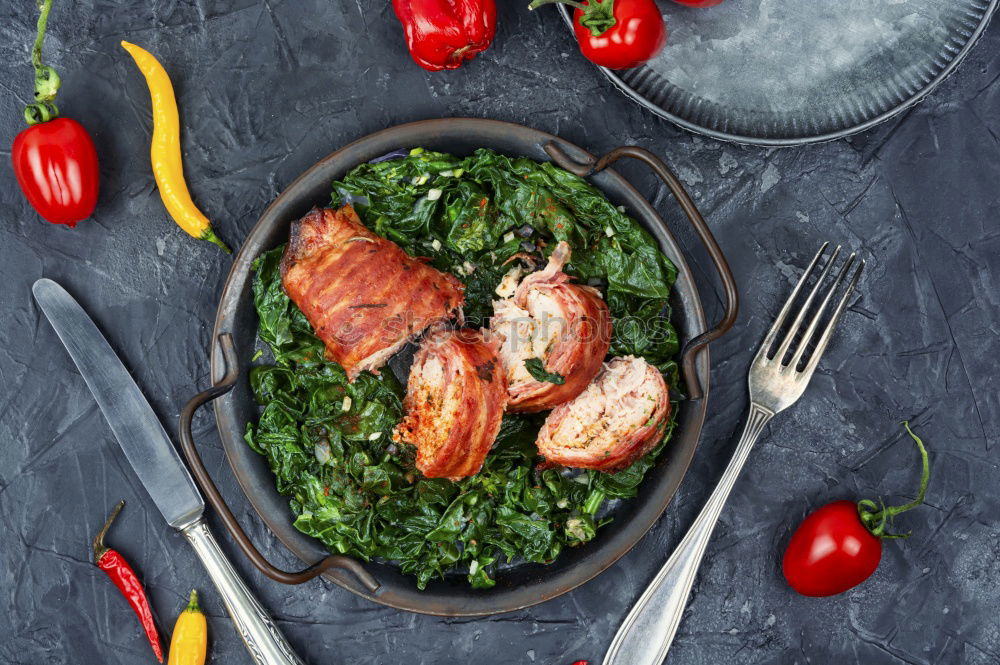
left=544, top=143, right=738, bottom=400
left=179, top=333, right=380, bottom=591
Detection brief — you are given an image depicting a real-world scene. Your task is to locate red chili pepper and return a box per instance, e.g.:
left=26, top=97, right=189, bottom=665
left=530, top=0, right=667, bottom=70
left=93, top=501, right=164, bottom=663
left=392, top=0, right=498, bottom=71
left=11, top=0, right=99, bottom=227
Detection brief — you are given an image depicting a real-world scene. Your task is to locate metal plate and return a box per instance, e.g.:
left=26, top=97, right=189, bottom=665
left=209, top=119, right=711, bottom=616
left=559, top=0, right=997, bottom=146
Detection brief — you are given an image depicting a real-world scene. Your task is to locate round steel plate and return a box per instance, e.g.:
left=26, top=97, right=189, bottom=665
left=559, top=0, right=997, bottom=145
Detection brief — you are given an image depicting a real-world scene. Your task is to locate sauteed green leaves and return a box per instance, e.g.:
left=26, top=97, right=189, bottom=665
left=246, top=148, right=679, bottom=589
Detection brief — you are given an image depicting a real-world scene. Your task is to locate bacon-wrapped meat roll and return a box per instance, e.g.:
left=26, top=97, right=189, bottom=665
left=280, top=205, right=465, bottom=380
left=535, top=356, right=670, bottom=472
left=392, top=328, right=508, bottom=480
left=490, top=241, right=611, bottom=413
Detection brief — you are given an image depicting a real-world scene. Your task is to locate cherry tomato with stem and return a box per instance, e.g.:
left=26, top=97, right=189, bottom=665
left=529, top=0, right=667, bottom=70
left=782, top=422, right=931, bottom=597
left=11, top=0, right=99, bottom=227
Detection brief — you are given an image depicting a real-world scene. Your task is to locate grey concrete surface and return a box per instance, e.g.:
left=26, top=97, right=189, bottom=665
left=1, top=2, right=998, bottom=663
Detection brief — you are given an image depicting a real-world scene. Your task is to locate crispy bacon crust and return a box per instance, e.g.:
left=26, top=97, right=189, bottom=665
left=392, top=329, right=508, bottom=480
left=490, top=241, right=612, bottom=413
left=280, top=206, right=465, bottom=380
left=535, top=356, right=670, bottom=472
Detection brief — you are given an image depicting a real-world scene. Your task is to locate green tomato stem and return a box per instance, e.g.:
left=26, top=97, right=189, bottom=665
left=25, top=0, right=61, bottom=125
left=857, top=421, right=931, bottom=539
left=527, top=0, right=617, bottom=37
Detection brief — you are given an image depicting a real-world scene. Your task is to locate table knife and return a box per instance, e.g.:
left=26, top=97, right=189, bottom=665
left=32, top=278, right=304, bottom=665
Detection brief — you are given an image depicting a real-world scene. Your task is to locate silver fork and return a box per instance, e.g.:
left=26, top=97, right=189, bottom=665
left=603, top=243, right=865, bottom=665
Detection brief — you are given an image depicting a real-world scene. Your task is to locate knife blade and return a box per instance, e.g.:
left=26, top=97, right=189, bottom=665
left=32, top=278, right=204, bottom=528
left=33, top=278, right=305, bottom=665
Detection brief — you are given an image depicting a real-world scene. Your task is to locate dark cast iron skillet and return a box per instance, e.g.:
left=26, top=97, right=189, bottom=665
left=179, top=118, right=738, bottom=617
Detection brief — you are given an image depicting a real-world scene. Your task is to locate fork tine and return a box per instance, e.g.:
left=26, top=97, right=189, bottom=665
left=788, top=252, right=857, bottom=370
left=801, top=259, right=865, bottom=376
left=773, top=245, right=841, bottom=363
left=757, top=242, right=830, bottom=359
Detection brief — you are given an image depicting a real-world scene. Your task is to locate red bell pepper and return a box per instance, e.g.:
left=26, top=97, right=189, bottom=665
left=392, top=0, right=497, bottom=71
left=12, top=0, right=99, bottom=227
left=13, top=117, right=99, bottom=226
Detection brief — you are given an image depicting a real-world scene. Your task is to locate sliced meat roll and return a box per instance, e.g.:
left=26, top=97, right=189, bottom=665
left=536, top=356, right=670, bottom=472
left=392, top=328, right=508, bottom=480
left=490, top=241, right=612, bottom=413
left=280, top=205, right=465, bottom=381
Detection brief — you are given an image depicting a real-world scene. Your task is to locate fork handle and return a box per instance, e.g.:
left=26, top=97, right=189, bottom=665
left=603, top=403, right=774, bottom=665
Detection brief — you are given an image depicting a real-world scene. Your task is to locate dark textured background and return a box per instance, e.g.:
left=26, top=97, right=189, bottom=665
left=2, top=2, right=999, bottom=664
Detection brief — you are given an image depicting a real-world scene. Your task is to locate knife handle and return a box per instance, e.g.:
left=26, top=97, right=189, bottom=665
left=181, top=518, right=306, bottom=665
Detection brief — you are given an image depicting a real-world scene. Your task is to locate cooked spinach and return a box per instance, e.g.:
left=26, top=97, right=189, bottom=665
left=524, top=358, right=566, bottom=385
left=245, top=148, right=680, bottom=589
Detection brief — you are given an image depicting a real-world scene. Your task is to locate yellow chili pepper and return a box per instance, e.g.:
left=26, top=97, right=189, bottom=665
left=121, top=41, right=230, bottom=253
left=167, top=590, right=207, bottom=665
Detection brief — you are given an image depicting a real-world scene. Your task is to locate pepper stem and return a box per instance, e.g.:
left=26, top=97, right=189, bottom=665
left=857, top=422, right=930, bottom=539
left=92, top=500, right=125, bottom=564
left=24, top=0, right=61, bottom=125
left=201, top=227, right=232, bottom=254
left=527, top=0, right=617, bottom=37
left=186, top=589, right=200, bottom=612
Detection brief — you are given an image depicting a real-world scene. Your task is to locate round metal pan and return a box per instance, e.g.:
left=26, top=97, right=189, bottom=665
left=558, top=0, right=997, bottom=146
left=184, top=118, right=737, bottom=616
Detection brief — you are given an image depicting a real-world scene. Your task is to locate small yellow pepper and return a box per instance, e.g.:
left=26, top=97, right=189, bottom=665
left=121, top=41, right=230, bottom=253
left=167, top=590, right=207, bottom=665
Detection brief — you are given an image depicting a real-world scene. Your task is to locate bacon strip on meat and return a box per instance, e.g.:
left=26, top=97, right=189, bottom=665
left=392, top=328, right=508, bottom=480
left=535, top=356, right=670, bottom=472
left=280, top=205, right=465, bottom=380
left=490, top=241, right=612, bottom=413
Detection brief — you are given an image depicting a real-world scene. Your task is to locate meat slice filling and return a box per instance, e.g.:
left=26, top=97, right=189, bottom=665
left=535, top=356, right=671, bottom=472
left=280, top=205, right=465, bottom=380
left=392, top=328, right=508, bottom=480
left=489, top=241, right=611, bottom=413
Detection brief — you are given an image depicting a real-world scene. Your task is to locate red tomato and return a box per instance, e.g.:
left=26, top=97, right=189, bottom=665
left=783, top=424, right=931, bottom=598
left=782, top=500, right=882, bottom=597
left=572, top=0, right=666, bottom=70
left=672, top=0, right=725, bottom=7
left=12, top=117, right=99, bottom=227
